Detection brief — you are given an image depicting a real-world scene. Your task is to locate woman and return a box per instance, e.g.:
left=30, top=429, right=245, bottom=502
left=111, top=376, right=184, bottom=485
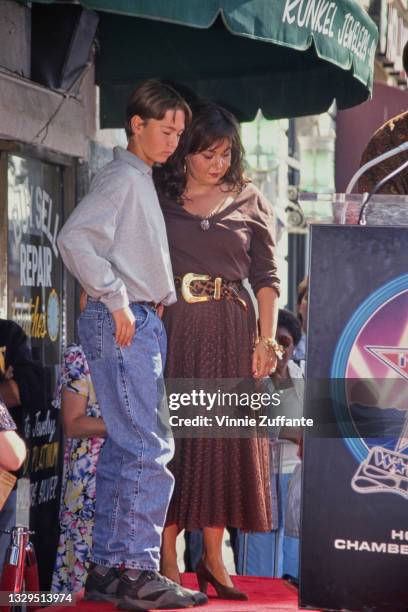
left=52, top=292, right=106, bottom=593
left=155, top=102, right=281, bottom=599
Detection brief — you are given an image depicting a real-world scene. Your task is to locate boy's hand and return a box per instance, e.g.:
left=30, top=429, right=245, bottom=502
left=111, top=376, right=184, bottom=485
left=112, top=307, right=136, bottom=347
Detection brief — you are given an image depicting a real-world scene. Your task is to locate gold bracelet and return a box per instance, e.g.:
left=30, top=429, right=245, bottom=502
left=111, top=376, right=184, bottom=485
left=255, top=336, right=284, bottom=360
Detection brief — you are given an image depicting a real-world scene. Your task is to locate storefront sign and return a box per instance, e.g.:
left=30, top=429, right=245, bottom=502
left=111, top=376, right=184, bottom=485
left=8, top=155, right=62, bottom=353
left=7, top=154, right=64, bottom=590
left=282, top=0, right=377, bottom=63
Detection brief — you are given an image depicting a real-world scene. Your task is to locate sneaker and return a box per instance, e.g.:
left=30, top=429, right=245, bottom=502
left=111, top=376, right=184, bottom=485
left=117, top=570, right=208, bottom=610
left=84, top=564, right=123, bottom=602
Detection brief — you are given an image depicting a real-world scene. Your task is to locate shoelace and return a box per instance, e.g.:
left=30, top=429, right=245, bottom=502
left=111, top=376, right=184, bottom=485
left=145, top=572, right=181, bottom=588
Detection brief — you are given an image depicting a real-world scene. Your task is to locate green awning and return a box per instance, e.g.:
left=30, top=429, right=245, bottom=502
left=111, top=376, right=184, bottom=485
left=29, top=1, right=378, bottom=126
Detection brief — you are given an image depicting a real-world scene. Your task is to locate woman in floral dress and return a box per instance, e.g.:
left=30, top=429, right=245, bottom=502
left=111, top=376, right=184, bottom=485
left=51, top=342, right=106, bottom=592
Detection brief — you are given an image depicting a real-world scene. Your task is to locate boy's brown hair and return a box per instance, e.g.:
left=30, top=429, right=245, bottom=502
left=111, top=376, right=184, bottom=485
left=125, top=79, right=191, bottom=139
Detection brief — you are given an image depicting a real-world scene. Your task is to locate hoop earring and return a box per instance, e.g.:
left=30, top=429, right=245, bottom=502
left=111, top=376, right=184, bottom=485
left=183, top=160, right=187, bottom=174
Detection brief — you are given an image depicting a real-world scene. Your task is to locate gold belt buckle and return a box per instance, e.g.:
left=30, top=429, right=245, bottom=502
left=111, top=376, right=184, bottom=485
left=213, top=277, right=222, bottom=300
left=181, top=273, right=211, bottom=304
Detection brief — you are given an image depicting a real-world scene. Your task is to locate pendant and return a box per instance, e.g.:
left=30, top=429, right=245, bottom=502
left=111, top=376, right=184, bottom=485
left=200, top=219, right=210, bottom=231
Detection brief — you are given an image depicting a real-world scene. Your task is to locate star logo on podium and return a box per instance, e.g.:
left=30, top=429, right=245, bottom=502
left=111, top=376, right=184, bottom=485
left=365, top=346, right=408, bottom=453
left=350, top=344, right=408, bottom=500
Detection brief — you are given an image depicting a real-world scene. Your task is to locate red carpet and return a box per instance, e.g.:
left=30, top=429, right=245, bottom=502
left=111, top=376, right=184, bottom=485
left=38, top=575, right=318, bottom=611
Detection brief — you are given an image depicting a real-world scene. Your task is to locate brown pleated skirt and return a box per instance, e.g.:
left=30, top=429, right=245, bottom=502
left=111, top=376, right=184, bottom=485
left=163, top=287, right=272, bottom=532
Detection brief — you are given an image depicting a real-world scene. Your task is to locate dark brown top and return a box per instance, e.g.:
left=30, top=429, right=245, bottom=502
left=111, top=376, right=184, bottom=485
left=160, top=183, right=280, bottom=296
left=358, top=111, right=408, bottom=195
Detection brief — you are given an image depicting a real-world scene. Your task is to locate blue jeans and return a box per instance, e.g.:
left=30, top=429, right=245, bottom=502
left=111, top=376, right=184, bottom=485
left=235, top=472, right=300, bottom=578
left=78, top=301, right=174, bottom=570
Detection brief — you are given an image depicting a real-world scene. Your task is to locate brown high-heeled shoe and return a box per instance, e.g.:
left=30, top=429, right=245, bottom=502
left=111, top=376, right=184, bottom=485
left=196, top=559, right=248, bottom=601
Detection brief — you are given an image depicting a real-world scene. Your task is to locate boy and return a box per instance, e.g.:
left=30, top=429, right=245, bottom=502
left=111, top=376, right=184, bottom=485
left=58, top=80, right=206, bottom=609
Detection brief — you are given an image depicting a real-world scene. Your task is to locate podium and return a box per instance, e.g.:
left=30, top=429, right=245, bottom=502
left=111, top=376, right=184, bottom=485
left=297, top=194, right=408, bottom=611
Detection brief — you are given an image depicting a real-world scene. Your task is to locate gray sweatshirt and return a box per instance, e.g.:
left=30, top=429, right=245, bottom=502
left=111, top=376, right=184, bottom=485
left=58, top=147, right=176, bottom=312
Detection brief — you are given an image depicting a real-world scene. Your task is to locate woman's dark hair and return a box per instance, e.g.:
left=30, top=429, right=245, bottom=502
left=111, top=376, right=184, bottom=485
left=154, top=101, right=247, bottom=202
left=277, top=308, right=302, bottom=347
left=125, top=79, right=191, bottom=139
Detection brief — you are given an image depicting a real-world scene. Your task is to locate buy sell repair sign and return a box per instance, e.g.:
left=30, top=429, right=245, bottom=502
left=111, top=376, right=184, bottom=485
left=7, top=153, right=64, bottom=590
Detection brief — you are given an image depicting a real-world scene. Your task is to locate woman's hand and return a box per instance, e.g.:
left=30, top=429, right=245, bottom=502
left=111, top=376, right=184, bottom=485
left=255, top=286, right=279, bottom=378
left=252, top=342, right=277, bottom=378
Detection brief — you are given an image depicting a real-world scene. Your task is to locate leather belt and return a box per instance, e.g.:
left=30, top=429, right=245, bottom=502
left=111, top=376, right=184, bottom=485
left=133, top=301, right=160, bottom=312
left=174, top=273, right=247, bottom=311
